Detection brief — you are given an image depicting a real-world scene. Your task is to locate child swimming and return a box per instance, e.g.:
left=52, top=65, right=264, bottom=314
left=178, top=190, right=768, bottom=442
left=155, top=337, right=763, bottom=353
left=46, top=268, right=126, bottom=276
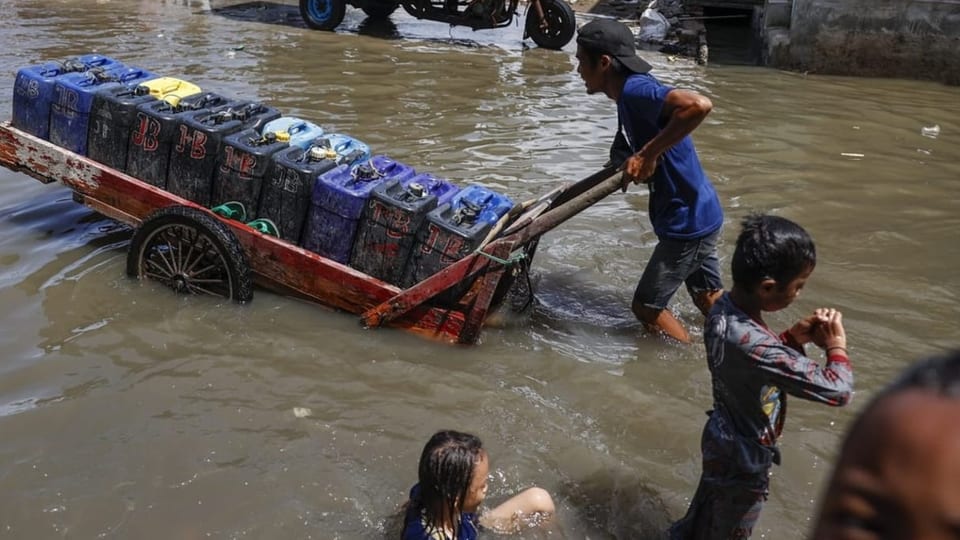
left=402, top=430, right=555, bottom=540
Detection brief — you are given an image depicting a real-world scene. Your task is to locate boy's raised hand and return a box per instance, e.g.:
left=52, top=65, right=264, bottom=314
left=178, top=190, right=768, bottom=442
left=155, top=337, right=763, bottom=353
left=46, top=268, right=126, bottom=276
left=788, top=308, right=833, bottom=345
left=813, top=309, right=847, bottom=352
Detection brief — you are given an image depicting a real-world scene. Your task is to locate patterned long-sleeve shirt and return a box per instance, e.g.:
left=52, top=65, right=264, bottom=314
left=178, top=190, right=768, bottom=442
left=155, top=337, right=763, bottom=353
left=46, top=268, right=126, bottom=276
left=703, top=293, right=854, bottom=458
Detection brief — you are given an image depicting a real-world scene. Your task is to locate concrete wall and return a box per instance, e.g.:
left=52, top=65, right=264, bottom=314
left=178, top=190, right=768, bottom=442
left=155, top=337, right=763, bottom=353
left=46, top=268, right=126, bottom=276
left=779, top=0, right=960, bottom=84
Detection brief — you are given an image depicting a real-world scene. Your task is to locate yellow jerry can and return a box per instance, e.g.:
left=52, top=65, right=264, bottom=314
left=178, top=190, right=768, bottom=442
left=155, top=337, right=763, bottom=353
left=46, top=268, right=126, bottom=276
left=137, top=77, right=202, bottom=107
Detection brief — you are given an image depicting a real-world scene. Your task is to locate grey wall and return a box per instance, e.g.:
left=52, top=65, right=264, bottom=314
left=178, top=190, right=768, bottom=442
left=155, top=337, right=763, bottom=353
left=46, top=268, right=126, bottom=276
left=783, top=0, right=960, bottom=84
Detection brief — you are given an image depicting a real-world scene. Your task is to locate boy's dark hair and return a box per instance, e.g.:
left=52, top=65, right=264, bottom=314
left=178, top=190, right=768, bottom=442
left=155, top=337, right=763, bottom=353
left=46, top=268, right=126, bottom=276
left=412, top=430, right=483, bottom=539
left=731, top=214, right=816, bottom=290
left=576, top=43, right=632, bottom=76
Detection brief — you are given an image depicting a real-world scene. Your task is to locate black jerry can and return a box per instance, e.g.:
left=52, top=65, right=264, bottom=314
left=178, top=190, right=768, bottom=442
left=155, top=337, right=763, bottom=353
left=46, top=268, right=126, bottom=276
left=86, top=84, right=156, bottom=171
left=166, top=102, right=281, bottom=206
left=211, top=129, right=290, bottom=218
left=259, top=145, right=339, bottom=243
left=125, top=93, right=234, bottom=188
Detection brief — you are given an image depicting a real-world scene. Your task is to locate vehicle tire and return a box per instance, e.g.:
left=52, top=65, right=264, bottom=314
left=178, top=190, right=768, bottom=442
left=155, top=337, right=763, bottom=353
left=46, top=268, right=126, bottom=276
left=524, top=0, right=575, bottom=50
left=400, top=0, right=426, bottom=18
left=361, top=0, right=399, bottom=18
left=127, top=205, right=254, bottom=303
left=300, top=0, right=347, bottom=30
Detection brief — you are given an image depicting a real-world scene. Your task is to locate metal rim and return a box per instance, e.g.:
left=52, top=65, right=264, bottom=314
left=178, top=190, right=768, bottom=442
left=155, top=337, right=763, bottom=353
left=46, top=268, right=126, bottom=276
left=306, top=0, right=334, bottom=22
left=136, top=221, right=236, bottom=299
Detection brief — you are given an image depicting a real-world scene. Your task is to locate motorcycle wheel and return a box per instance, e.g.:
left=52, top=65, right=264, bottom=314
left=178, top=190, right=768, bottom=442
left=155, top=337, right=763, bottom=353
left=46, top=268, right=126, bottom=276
left=524, top=0, right=575, bottom=50
left=300, top=0, right=347, bottom=30
left=400, top=0, right=426, bottom=18
left=362, top=0, right=399, bottom=18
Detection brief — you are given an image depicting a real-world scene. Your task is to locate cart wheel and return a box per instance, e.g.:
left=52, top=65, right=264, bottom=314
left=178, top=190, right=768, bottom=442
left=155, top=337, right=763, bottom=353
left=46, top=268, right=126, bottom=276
left=361, top=0, right=399, bottom=18
left=127, top=205, right=253, bottom=303
left=300, top=0, right=347, bottom=30
left=524, top=0, right=575, bottom=50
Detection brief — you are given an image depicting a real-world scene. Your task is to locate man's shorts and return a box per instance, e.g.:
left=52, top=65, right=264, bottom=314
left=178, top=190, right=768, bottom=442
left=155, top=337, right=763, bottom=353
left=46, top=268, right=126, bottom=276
left=633, top=229, right=723, bottom=311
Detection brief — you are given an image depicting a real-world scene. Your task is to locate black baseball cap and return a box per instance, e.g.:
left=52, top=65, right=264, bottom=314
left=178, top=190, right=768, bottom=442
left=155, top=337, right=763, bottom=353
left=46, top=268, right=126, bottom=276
left=576, top=19, right=652, bottom=74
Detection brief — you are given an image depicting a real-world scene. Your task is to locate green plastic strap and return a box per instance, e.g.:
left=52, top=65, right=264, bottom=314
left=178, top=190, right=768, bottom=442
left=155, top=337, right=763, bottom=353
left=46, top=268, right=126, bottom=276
left=473, top=249, right=526, bottom=266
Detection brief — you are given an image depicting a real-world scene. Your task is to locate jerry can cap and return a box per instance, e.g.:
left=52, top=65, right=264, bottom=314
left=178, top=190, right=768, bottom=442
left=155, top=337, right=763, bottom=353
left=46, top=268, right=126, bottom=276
left=408, top=182, right=426, bottom=198
left=352, top=162, right=383, bottom=181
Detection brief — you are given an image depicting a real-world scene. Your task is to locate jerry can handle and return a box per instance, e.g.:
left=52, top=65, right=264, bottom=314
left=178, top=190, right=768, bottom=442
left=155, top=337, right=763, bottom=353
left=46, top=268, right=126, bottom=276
left=287, top=121, right=308, bottom=135
left=58, top=58, right=87, bottom=73
left=120, top=70, right=147, bottom=83
left=157, top=80, right=183, bottom=94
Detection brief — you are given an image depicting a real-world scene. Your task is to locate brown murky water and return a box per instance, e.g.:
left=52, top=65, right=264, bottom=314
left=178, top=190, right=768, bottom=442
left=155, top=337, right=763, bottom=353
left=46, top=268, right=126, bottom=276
left=1, top=1, right=959, bottom=538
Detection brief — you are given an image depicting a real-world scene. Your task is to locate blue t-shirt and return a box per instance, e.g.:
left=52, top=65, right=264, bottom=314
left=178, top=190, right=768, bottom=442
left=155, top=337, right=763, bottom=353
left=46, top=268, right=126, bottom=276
left=402, top=484, right=479, bottom=540
left=617, top=73, right=723, bottom=240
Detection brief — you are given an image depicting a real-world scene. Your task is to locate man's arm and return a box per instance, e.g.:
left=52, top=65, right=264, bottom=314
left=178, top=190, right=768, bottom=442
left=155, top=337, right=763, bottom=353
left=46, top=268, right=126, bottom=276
left=622, top=88, right=713, bottom=184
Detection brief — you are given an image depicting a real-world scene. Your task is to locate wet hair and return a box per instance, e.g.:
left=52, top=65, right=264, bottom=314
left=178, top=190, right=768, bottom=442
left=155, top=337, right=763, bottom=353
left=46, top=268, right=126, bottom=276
left=838, top=350, right=960, bottom=451
left=576, top=42, right=631, bottom=76
left=875, top=350, right=960, bottom=400
left=410, top=430, right=484, bottom=539
left=731, top=214, right=816, bottom=290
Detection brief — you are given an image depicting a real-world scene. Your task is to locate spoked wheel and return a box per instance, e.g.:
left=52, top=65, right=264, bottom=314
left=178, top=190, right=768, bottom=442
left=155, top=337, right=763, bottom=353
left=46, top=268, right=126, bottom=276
left=126, top=205, right=253, bottom=303
left=300, top=0, right=347, bottom=30
left=524, top=0, right=576, bottom=50
left=361, top=0, right=399, bottom=18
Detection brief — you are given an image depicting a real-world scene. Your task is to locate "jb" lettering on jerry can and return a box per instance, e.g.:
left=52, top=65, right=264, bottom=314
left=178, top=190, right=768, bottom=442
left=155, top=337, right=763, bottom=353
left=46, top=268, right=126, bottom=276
left=166, top=102, right=281, bottom=206
left=209, top=128, right=291, bottom=217
left=125, top=93, right=235, bottom=188
left=302, top=154, right=413, bottom=264
left=400, top=185, right=514, bottom=301
left=48, top=65, right=157, bottom=155
left=13, top=54, right=121, bottom=140
left=86, top=78, right=203, bottom=171
left=259, top=133, right=372, bottom=244
left=350, top=172, right=459, bottom=284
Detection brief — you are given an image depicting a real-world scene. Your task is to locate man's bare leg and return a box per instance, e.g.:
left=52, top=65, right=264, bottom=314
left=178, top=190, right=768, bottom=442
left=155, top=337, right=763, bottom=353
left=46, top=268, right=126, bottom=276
left=634, top=304, right=691, bottom=343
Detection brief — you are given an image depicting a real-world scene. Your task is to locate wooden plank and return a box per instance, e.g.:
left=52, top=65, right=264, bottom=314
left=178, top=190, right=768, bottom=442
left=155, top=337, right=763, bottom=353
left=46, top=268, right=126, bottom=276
left=458, top=239, right=514, bottom=344
left=546, top=165, right=619, bottom=209
left=0, top=122, right=474, bottom=344
left=360, top=247, right=496, bottom=328
left=74, top=193, right=143, bottom=227
left=506, top=169, right=624, bottom=245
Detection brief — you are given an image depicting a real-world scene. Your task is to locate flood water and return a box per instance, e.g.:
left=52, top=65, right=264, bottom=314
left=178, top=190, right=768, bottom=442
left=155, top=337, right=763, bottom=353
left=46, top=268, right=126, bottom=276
left=1, top=1, right=959, bottom=538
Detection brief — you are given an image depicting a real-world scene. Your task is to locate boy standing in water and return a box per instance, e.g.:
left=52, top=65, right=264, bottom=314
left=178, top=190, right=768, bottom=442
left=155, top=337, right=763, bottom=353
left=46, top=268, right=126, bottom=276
left=575, top=19, right=725, bottom=343
left=812, top=351, right=960, bottom=540
left=670, top=214, right=854, bottom=539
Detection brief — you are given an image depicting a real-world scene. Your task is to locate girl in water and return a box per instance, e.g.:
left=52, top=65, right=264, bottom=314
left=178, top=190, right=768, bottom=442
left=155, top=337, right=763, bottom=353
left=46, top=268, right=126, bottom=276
left=402, top=430, right=555, bottom=540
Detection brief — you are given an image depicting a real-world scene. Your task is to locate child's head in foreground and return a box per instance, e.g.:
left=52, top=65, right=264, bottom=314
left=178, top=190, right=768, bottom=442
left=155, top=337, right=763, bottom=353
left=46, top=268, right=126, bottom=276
left=732, top=214, right=816, bottom=311
left=414, top=430, right=489, bottom=531
left=811, top=351, right=960, bottom=540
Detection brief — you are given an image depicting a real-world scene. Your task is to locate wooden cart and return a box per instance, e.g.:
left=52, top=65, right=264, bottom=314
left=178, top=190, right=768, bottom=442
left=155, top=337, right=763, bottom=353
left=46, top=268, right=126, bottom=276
left=0, top=121, right=622, bottom=344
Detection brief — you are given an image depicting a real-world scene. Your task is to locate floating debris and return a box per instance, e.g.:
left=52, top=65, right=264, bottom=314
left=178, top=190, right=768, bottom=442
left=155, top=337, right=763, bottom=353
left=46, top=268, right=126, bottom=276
left=921, top=124, right=941, bottom=139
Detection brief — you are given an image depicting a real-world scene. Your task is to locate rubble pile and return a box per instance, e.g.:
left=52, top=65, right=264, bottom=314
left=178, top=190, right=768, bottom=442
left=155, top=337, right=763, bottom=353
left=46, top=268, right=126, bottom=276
left=634, top=0, right=708, bottom=64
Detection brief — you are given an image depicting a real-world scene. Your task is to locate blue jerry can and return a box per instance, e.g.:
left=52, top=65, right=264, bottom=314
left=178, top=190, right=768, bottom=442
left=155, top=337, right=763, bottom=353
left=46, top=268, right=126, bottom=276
left=302, top=155, right=416, bottom=264
left=350, top=172, right=460, bottom=284
left=48, top=65, right=157, bottom=155
left=259, top=133, right=370, bottom=244
left=400, top=184, right=515, bottom=293
left=12, top=54, right=122, bottom=140
left=260, top=117, right=326, bottom=150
